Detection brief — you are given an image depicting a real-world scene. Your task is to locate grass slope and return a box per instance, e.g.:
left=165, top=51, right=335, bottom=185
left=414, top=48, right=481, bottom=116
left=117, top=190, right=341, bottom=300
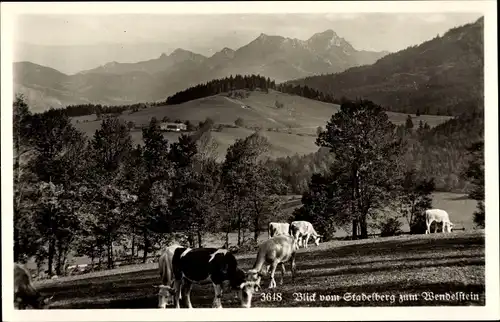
left=36, top=230, right=484, bottom=308
left=72, top=90, right=452, bottom=159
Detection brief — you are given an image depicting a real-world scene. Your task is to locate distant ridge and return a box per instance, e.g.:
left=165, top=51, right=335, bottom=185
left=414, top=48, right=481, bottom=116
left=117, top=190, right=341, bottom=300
left=14, top=28, right=387, bottom=111
left=286, top=17, right=484, bottom=116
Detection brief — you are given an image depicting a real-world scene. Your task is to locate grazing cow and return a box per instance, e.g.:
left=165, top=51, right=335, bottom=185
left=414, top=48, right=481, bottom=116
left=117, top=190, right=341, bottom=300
left=247, top=235, right=298, bottom=289
left=156, top=244, right=183, bottom=308
left=172, top=248, right=260, bottom=308
left=14, top=263, right=53, bottom=309
left=425, top=209, right=454, bottom=234
left=268, top=222, right=290, bottom=238
left=289, top=221, right=322, bottom=248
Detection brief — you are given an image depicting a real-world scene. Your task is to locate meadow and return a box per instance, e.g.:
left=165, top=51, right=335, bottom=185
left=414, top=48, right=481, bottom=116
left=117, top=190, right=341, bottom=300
left=71, top=91, right=453, bottom=160
left=35, top=230, right=484, bottom=308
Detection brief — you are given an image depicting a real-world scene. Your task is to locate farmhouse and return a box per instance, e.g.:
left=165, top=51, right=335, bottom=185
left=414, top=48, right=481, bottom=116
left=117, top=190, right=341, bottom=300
left=160, top=122, right=187, bottom=132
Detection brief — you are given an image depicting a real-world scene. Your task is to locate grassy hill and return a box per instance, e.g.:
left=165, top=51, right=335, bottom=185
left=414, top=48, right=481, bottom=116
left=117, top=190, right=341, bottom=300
left=72, top=90, right=452, bottom=159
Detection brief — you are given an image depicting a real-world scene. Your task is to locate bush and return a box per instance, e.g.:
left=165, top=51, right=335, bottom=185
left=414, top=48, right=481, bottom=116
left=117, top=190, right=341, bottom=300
left=378, top=217, right=403, bottom=237
left=410, top=213, right=427, bottom=234
left=473, top=201, right=485, bottom=228
left=162, top=116, right=171, bottom=123
left=184, top=120, right=196, bottom=131
left=235, top=117, right=245, bottom=127
left=275, top=100, right=284, bottom=109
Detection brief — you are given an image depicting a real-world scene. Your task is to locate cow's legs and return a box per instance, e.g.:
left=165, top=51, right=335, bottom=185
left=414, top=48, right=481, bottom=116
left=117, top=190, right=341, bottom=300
left=304, top=234, right=311, bottom=248
left=183, top=280, right=193, bottom=309
left=434, top=221, right=438, bottom=233
left=212, top=283, right=223, bottom=308
left=173, top=279, right=182, bottom=308
left=279, top=262, right=286, bottom=285
left=290, top=253, right=297, bottom=281
left=268, top=262, right=278, bottom=289
left=426, top=219, right=433, bottom=234
left=293, top=233, right=300, bottom=248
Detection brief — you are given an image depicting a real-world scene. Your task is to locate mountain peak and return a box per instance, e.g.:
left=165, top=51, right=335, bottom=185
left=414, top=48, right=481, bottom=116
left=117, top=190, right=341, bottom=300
left=170, top=48, right=191, bottom=57
left=307, top=29, right=354, bottom=53
left=221, top=47, right=234, bottom=54
left=309, top=29, right=340, bottom=41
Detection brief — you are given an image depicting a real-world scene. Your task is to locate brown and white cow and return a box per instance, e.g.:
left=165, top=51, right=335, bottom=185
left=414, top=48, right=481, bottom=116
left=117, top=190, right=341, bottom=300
left=156, top=243, right=183, bottom=308
left=289, top=221, right=322, bottom=248
left=14, top=263, right=53, bottom=309
left=247, top=235, right=298, bottom=289
left=268, top=222, right=290, bottom=238
left=171, top=248, right=259, bottom=308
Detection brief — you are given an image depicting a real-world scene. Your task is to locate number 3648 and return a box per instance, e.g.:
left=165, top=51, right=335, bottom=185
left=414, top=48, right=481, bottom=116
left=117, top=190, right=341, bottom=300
left=260, top=292, right=283, bottom=302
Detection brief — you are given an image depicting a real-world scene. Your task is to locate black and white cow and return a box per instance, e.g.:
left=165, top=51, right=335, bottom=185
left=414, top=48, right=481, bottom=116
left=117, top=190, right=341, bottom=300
left=172, top=248, right=260, bottom=308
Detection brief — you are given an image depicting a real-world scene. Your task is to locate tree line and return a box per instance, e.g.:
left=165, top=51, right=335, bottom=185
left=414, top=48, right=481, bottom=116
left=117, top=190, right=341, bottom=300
left=13, top=94, right=484, bottom=277
left=165, top=74, right=276, bottom=105
left=14, top=94, right=286, bottom=276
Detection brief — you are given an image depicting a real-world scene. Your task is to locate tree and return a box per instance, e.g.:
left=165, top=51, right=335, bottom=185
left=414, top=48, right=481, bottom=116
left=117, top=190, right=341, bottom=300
left=168, top=134, right=200, bottom=247
left=405, top=115, right=414, bottom=130
left=221, top=133, right=273, bottom=245
left=16, top=106, right=87, bottom=267
left=85, top=118, right=134, bottom=268
left=135, top=118, right=172, bottom=261
left=463, top=140, right=484, bottom=227
left=316, top=100, right=405, bottom=239
left=398, top=169, right=435, bottom=234
left=316, top=126, right=323, bottom=136
left=13, top=95, right=35, bottom=263
left=294, top=170, right=351, bottom=241
left=25, top=108, right=86, bottom=185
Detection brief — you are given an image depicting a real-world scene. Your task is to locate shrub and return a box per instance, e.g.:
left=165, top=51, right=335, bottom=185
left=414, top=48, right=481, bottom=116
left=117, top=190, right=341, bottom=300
left=410, top=214, right=427, bottom=234
left=235, top=117, right=245, bottom=127
left=378, top=217, right=403, bottom=237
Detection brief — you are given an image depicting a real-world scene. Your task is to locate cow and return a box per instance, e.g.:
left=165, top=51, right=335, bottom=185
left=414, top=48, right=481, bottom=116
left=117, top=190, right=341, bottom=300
left=289, top=221, right=322, bottom=248
left=246, top=235, right=298, bottom=289
left=156, top=244, right=183, bottom=308
left=425, top=209, right=454, bottom=234
left=171, top=247, right=260, bottom=308
left=268, top=222, right=290, bottom=238
left=14, top=263, right=53, bottom=309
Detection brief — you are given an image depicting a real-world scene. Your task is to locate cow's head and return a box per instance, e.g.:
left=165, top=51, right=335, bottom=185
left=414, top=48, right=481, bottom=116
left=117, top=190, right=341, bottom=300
left=313, top=234, right=322, bottom=246
left=447, top=222, right=454, bottom=233
left=237, top=280, right=261, bottom=308
left=227, top=268, right=262, bottom=308
left=155, top=285, right=175, bottom=308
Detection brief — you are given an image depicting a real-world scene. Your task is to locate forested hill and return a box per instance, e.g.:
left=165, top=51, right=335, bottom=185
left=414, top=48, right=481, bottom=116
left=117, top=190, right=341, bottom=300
left=286, top=17, right=484, bottom=116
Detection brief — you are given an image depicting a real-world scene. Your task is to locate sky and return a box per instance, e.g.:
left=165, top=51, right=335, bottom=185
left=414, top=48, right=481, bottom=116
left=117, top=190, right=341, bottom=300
left=15, top=13, right=482, bottom=53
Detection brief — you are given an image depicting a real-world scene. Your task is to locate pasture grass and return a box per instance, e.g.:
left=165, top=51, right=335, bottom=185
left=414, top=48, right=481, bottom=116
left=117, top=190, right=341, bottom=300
left=37, top=230, right=484, bottom=308
left=25, top=192, right=479, bottom=273
left=71, top=91, right=452, bottom=160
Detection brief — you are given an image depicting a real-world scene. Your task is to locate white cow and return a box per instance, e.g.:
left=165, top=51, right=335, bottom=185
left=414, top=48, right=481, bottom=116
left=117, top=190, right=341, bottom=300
left=289, top=221, right=322, bottom=248
left=268, top=222, right=290, bottom=238
left=424, top=209, right=454, bottom=234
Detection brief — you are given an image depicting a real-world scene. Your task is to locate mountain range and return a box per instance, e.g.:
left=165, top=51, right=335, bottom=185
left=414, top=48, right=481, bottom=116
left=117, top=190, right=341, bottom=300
left=287, top=17, right=484, bottom=116
left=14, top=30, right=388, bottom=112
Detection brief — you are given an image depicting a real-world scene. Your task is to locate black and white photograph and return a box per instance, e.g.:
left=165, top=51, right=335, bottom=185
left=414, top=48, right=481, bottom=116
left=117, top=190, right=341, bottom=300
left=1, top=1, right=498, bottom=321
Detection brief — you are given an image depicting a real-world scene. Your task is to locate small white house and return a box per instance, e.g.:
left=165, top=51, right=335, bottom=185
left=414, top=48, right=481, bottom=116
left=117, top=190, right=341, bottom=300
left=160, top=122, right=187, bottom=132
